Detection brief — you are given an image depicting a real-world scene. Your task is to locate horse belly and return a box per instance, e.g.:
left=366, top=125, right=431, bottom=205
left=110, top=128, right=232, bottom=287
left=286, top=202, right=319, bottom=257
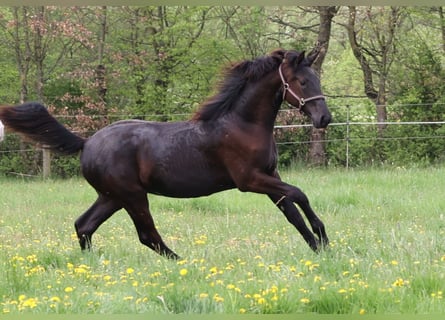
left=146, top=161, right=235, bottom=198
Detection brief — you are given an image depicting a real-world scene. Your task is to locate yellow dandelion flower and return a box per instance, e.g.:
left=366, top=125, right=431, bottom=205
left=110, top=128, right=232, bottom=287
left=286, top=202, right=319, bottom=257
left=391, top=260, right=398, bottom=266
left=257, top=297, right=266, bottom=304
left=123, top=296, right=134, bottom=301
left=22, top=298, right=38, bottom=309
left=126, top=267, right=135, bottom=274
left=300, top=298, right=310, bottom=304
left=64, top=287, right=74, bottom=293
left=179, top=268, right=188, bottom=276
left=392, top=278, right=408, bottom=287
left=239, top=308, right=246, bottom=314
left=213, top=294, right=224, bottom=303
left=209, top=266, right=218, bottom=274
left=26, top=255, right=38, bottom=263
left=359, top=308, right=366, bottom=315
left=227, top=284, right=236, bottom=290
left=309, top=263, right=320, bottom=271
left=338, top=289, right=347, bottom=294
left=74, top=266, right=88, bottom=274
left=199, top=293, right=209, bottom=299
left=150, top=271, right=162, bottom=278
left=295, top=272, right=305, bottom=278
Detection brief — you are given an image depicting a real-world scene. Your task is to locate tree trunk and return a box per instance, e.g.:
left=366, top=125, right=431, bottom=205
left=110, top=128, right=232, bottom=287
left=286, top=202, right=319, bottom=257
left=33, top=6, right=45, bottom=102
left=346, top=7, right=378, bottom=101
left=12, top=7, right=31, bottom=103
left=376, top=75, right=387, bottom=134
left=96, top=6, right=107, bottom=104
left=347, top=6, right=389, bottom=137
left=439, top=7, right=445, bottom=54
left=309, top=6, right=338, bottom=166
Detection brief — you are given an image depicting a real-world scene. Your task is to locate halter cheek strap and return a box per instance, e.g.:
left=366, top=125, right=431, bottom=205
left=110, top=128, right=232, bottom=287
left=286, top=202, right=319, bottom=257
left=278, top=64, right=325, bottom=109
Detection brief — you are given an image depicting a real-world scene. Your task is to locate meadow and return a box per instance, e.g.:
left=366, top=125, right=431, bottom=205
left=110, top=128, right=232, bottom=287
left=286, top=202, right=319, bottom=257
left=0, top=166, right=444, bottom=315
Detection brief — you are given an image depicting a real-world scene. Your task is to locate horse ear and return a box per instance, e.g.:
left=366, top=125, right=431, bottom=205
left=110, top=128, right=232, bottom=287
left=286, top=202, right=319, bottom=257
left=270, top=49, right=286, bottom=61
left=283, top=50, right=305, bottom=66
left=296, top=51, right=305, bottom=65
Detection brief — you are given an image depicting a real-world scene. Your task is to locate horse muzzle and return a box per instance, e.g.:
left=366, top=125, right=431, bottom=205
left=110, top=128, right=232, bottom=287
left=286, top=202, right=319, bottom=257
left=306, top=100, right=332, bottom=129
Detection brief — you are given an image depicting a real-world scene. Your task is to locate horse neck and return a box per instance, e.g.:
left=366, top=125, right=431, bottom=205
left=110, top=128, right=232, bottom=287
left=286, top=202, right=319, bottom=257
left=232, top=72, right=282, bottom=130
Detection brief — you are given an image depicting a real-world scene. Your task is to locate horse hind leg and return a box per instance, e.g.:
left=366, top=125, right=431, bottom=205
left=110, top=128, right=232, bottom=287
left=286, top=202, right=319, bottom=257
left=74, top=194, right=123, bottom=251
left=122, top=192, right=180, bottom=260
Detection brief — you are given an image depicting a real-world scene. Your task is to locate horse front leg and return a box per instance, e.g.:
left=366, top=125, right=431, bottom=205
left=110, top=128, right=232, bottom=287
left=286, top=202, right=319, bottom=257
left=268, top=194, right=328, bottom=252
left=237, top=170, right=329, bottom=252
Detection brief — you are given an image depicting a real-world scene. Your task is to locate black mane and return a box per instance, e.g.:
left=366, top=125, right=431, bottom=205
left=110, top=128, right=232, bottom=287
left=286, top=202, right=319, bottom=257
left=192, top=50, right=289, bottom=122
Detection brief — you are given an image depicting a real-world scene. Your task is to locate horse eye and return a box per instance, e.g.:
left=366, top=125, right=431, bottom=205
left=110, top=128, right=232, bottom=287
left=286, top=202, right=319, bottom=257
left=299, top=79, right=307, bottom=86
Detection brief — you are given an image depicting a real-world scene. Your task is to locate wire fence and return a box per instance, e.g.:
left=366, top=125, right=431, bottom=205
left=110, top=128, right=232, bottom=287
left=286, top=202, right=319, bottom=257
left=1, top=103, right=444, bottom=177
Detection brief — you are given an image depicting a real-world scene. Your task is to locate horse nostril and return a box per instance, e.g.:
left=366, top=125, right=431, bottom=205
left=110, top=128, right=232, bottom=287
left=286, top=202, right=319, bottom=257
left=320, top=114, right=332, bottom=128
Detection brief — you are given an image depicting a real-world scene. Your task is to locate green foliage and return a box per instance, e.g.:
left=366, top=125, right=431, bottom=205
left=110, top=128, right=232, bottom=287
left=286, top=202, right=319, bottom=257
left=0, top=54, right=20, bottom=104
left=0, top=6, right=444, bottom=175
left=0, top=135, right=36, bottom=176
left=44, top=79, right=84, bottom=111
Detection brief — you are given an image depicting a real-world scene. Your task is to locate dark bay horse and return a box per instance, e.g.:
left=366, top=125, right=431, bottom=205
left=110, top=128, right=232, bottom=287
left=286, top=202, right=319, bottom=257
left=0, top=49, right=331, bottom=259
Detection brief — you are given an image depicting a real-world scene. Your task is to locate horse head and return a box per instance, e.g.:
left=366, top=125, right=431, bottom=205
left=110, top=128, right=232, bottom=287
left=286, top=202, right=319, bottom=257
left=278, top=50, right=331, bottom=129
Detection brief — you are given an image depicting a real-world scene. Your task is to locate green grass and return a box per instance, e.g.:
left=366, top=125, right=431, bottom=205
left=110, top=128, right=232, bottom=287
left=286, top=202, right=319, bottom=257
left=0, top=167, right=444, bottom=314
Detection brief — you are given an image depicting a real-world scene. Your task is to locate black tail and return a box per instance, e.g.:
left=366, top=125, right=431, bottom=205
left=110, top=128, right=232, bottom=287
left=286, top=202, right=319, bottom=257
left=0, top=102, right=85, bottom=155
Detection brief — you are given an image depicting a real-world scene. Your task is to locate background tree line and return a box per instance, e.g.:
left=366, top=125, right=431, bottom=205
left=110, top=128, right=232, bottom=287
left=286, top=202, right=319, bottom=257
left=0, top=6, right=444, bottom=177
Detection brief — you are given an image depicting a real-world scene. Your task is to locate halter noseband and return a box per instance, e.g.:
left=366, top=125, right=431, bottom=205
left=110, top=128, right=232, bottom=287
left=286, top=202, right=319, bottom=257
left=278, top=63, right=325, bottom=109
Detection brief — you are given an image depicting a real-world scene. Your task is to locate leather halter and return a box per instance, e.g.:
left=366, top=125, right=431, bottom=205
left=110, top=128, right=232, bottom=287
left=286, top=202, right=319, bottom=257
left=278, top=63, right=325, bottom=110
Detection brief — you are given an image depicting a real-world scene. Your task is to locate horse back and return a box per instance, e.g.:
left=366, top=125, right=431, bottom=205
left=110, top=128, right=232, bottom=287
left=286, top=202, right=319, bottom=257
left=81, top=120, right=235, bottom=198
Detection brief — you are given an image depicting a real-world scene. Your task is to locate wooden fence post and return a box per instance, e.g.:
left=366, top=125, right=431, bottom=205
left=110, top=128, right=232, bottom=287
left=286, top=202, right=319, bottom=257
left=42, top=145, right=51, bottom=178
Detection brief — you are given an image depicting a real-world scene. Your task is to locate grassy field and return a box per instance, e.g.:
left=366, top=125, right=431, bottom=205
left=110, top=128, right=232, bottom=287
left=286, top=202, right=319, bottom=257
left=0, top=166, right=444, bottom=314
